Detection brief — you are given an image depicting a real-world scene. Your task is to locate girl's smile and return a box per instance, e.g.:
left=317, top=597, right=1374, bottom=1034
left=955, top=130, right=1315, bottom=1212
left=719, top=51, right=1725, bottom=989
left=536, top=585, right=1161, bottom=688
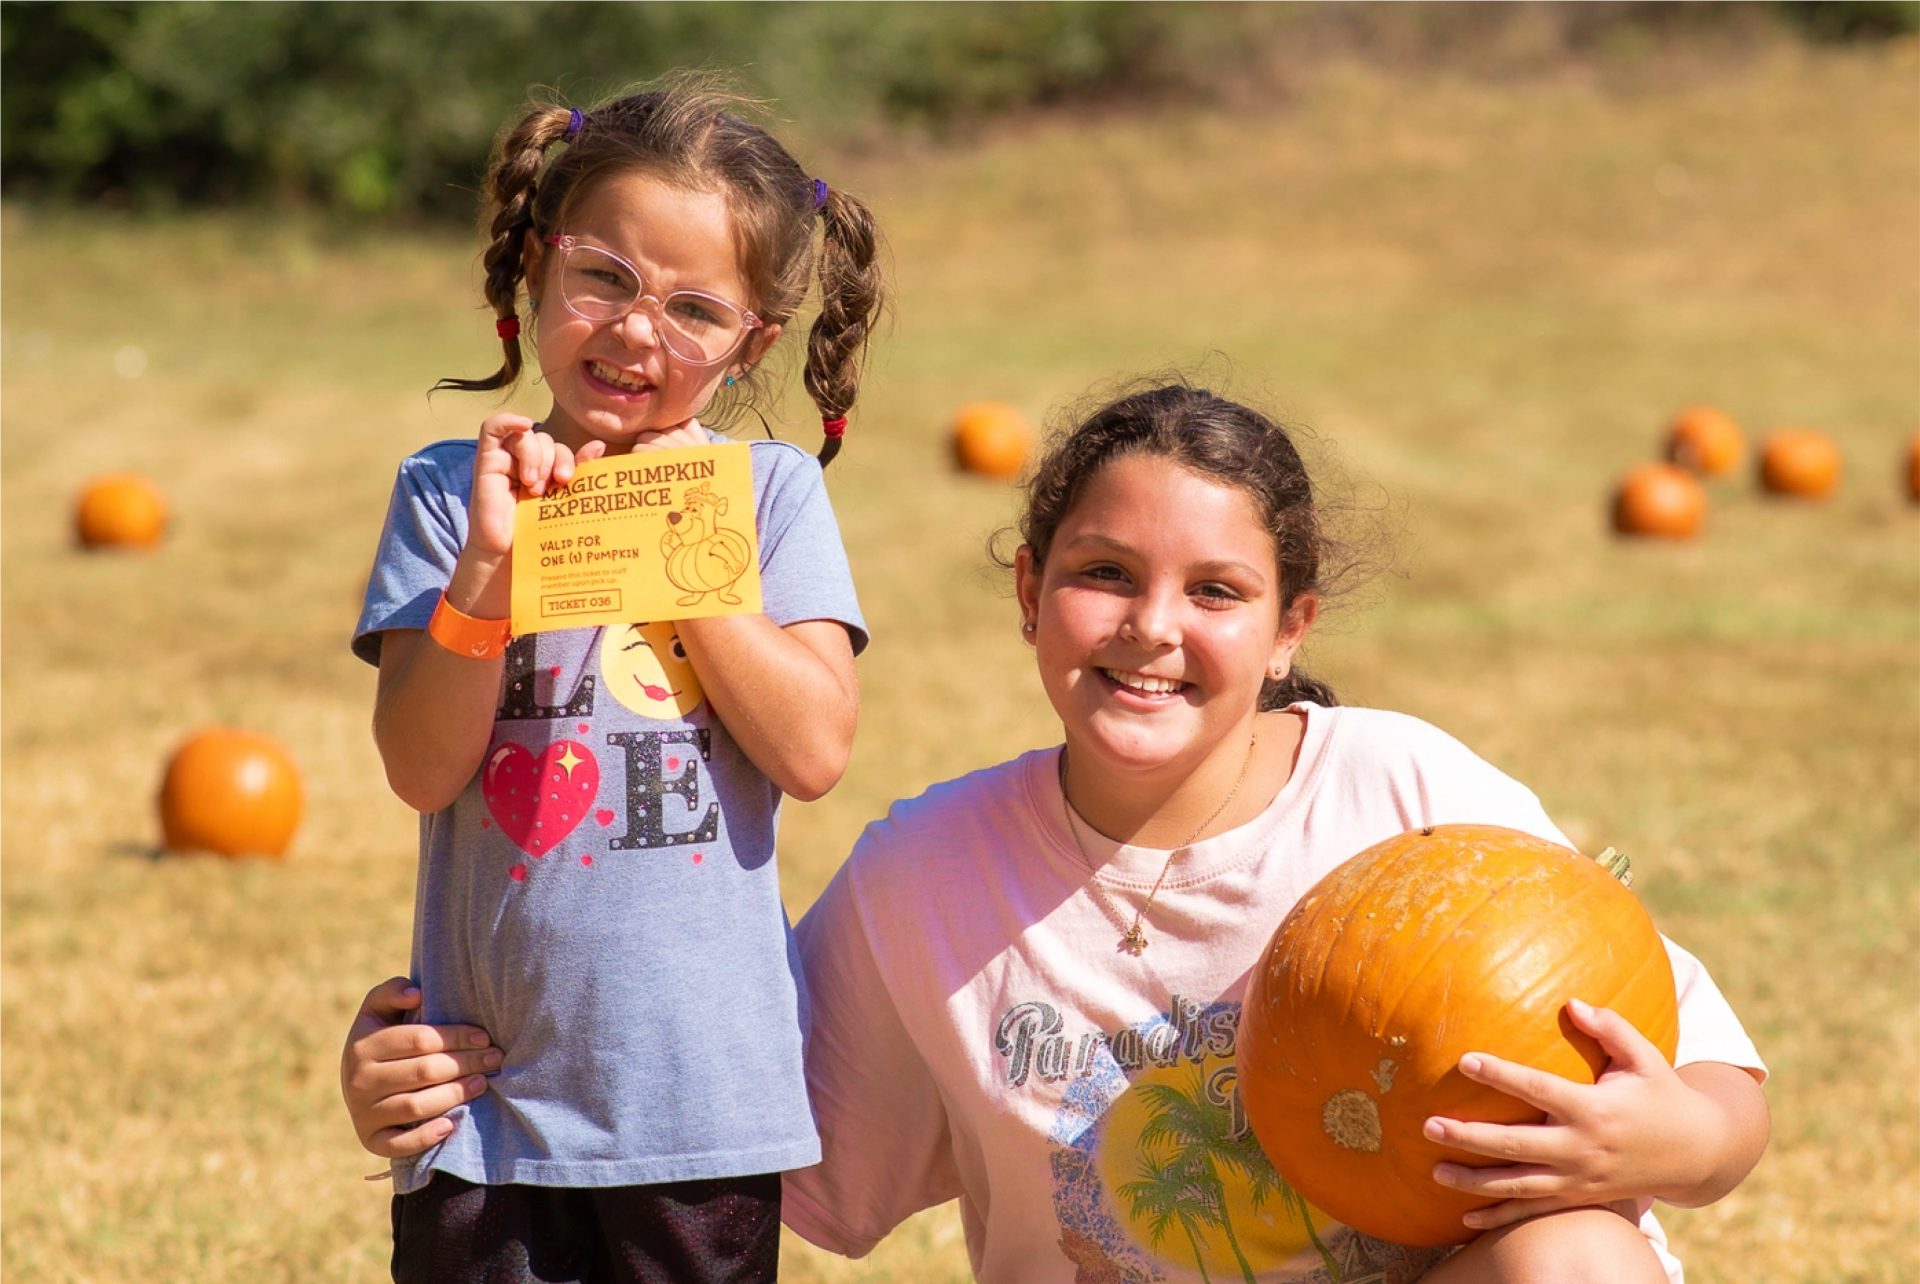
left=1097, top=668, right=1189, bottom=699
left=582, top=360, right=657, bottom=398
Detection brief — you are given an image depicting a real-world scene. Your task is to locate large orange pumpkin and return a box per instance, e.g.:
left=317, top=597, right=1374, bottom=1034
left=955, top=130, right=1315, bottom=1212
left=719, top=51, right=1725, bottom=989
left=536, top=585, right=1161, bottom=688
left=1758, top=427, right=1841, bottom=498
left=1611, top=462, right=1705, bottom=539
left=74, top=473, right=169, bottom=549
left=158, top=727, right=304, bottom=858
left=1663, top=405, right=1744, bottom=476
left=951, top=401, right=1033, bottom=479
left=1239, top=824, right=1678, bottom=1247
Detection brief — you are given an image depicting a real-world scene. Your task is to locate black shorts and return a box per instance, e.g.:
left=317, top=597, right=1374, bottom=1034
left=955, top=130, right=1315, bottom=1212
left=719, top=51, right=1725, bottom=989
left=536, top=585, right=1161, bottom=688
left=390, top=1170, right=781, bottom=1284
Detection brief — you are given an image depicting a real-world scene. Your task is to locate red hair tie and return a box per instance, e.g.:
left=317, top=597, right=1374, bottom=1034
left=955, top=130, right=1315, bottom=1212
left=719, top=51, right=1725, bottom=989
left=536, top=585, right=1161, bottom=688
left=496, top=316, right=521, bottom=340
left=821, top=415, right=848, bottom=439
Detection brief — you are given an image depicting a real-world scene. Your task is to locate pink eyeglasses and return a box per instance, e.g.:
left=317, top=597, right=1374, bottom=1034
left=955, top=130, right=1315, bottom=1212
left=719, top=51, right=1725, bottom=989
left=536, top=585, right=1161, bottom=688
left=541, top=234, right=763, bottom=366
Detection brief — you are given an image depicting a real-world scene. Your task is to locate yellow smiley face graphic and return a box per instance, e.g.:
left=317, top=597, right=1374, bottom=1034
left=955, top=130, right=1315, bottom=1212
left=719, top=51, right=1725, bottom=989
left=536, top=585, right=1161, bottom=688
left=601, top=622, right=705, bottom=720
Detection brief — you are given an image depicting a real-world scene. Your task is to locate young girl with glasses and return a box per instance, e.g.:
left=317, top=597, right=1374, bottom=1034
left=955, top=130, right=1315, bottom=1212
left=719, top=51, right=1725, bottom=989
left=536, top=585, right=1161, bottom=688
left=346, top=381, right=1768, bottom=1283
left=349, top=72, right=883, bottom=1283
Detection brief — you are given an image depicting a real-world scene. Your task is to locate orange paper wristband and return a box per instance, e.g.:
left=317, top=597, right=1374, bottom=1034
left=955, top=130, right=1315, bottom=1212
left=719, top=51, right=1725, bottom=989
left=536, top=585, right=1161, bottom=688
left=428, top=592, right=513, bottom=659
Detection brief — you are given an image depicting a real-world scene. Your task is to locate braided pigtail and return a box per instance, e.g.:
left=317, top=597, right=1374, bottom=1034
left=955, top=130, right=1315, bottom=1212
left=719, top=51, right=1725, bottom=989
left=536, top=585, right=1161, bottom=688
left=803, top=188, right=886, bottom=467
left=433, top=105, right=578, bottom=394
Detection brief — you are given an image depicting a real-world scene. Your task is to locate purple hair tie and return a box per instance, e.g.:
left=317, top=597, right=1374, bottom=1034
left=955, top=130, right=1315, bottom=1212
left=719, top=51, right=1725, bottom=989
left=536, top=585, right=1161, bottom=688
left=811, top=178, right=829, bottom=211
left=563, top=108, right=584, bottom=142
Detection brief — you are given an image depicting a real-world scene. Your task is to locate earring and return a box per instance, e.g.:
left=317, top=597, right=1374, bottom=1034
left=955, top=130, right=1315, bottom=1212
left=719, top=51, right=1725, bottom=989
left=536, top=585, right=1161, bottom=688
left=724, top=374, right=736, bottom=388
left=1021, top=619, right=1037, bottom=639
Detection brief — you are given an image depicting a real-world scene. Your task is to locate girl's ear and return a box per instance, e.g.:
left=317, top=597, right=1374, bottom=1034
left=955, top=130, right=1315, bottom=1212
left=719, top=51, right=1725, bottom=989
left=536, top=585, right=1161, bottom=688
left=521, top=229, right=547, bottom=307
left=742, top=322, right=783, bottom=370
left=1268, top=592, right=1320, bottom=678
left=1014, top=544, right=1042, bottom=632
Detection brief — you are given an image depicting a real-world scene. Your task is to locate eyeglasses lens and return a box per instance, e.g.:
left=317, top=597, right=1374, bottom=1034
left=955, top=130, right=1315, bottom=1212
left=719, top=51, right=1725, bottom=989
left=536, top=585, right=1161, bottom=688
left=558, top=244, right=746, bottom=364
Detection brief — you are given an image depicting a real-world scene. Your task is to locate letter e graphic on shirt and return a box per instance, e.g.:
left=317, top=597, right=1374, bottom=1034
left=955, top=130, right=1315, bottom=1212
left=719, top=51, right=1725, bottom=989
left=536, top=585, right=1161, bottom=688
left=605, top=728, right=720, bottom=850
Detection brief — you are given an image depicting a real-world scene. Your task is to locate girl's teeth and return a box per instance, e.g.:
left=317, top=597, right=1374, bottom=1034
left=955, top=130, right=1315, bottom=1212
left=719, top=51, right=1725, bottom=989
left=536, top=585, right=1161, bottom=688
left=1104, top=668, right=1182, bottom=694
left=591, top=361, right=649, bottom=392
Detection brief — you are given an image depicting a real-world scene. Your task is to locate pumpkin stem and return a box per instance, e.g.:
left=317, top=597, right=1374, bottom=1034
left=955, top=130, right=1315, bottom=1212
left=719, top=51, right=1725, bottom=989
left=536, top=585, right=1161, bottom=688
left=1593, top=846, right=1633, bottom=888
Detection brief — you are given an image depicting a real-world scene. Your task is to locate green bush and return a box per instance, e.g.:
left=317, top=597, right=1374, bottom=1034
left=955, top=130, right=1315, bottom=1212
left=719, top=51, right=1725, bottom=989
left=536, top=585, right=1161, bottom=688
left=4, top=1, right=1909, bottom=220
left=0, top=1, right=1211, bottom=217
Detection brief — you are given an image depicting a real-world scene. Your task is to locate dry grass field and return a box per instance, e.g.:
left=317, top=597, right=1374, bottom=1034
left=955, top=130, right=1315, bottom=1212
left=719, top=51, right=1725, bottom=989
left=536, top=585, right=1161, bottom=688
left=4, top=40, right=1917, bottom=1283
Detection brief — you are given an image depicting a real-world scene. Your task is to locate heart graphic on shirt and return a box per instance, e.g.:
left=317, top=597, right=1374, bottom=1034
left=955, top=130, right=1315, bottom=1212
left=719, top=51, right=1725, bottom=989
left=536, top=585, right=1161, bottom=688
left=482, top=739, right=600, bottom=858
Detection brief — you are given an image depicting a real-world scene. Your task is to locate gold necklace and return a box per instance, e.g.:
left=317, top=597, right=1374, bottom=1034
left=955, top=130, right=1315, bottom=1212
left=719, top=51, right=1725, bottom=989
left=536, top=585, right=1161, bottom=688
left=1060, top=729, right=1259, bottom=957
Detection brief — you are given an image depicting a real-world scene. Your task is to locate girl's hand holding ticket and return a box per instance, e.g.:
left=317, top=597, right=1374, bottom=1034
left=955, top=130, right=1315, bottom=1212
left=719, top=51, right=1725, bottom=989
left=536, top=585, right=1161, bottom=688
left=467, top=412, right=608, bottom=561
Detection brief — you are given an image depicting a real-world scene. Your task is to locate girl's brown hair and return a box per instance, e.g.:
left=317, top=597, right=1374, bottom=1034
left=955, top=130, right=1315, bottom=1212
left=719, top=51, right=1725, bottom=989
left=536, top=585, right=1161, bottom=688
left=1013, top=381, right=1339, bottom=710
left=436, top=71, right=885, bottom=466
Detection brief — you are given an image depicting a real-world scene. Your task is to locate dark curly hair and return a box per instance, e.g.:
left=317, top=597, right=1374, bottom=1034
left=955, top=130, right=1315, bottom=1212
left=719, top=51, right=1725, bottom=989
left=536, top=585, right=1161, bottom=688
left=1011, top=380, right=1338, bottom=710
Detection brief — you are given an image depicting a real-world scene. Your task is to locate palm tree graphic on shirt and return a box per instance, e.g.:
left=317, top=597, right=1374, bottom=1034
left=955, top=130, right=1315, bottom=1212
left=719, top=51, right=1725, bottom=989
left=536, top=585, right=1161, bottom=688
left=1116, top=1067, right=1343, bottom=1282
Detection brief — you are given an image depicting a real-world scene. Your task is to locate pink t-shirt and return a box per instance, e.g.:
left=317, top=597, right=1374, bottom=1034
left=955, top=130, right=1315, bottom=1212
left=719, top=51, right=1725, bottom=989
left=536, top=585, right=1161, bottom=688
left=785, top=703, right=1764, bottom=1283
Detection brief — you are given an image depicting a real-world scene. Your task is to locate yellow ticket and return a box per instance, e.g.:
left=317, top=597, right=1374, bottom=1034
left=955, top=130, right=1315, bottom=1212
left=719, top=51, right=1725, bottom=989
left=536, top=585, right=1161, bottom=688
left=509, top=443, right=761, bottom=636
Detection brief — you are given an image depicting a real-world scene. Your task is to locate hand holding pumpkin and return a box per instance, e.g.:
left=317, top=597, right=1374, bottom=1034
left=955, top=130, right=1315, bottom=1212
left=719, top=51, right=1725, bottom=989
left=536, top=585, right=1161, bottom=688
left=1425, top=997, right=1739, bottom=1232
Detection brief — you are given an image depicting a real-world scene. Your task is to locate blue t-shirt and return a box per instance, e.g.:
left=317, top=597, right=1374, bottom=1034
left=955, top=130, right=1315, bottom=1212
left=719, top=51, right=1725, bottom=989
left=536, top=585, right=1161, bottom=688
left=354, top=437, right=867, bottom=1191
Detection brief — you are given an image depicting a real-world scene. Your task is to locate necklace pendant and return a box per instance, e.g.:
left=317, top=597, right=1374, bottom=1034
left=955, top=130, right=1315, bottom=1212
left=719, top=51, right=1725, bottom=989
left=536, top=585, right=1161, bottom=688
left=1119, top=924, right=1150, bottom=956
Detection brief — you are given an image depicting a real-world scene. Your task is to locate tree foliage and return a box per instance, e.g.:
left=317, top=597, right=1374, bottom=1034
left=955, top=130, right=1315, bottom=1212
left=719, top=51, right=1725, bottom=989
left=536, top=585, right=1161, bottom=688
left=3, top=1, right=1910, bottom=220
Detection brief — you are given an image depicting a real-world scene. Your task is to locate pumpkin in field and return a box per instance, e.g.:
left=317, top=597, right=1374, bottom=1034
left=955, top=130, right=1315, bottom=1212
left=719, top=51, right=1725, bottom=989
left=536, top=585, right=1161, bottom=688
left=74, top=473, right=169, bottom=549
left=1758, top=427, right=1841, bottom=498
left=1239, top=824, right=1679, bottom=1246
left=1663, top=405, right=1744, bottom=476
left=158, top=727, right=304, bottom=858
left=1611, top=462, right=1705, bottom=539
left=951, top=401, right=1033, bottom=479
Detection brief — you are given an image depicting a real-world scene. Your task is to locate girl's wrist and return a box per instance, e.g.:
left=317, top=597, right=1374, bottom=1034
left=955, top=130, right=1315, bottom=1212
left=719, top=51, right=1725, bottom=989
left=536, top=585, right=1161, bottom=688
left=448, top=548, right=512, bottom=619
left=1651, top=1076, right=1734, bottom=1206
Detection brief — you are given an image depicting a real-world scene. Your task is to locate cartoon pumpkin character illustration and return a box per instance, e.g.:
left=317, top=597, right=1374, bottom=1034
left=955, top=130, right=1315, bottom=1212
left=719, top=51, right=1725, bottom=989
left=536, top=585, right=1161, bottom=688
left=659, top=481, right=751, bottom=607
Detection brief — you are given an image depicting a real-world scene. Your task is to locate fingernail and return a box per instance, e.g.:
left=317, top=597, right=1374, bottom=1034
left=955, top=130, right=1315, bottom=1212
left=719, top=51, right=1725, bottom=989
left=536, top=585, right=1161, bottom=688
left=469, top=1032, right=490, bottom=1048
left=1570, top=997, right=1593, bottom=1017
left=432, top=1121, right=454, bottom=1141
left=1433, top=1163, right=1458, bottom=1187
left=1423, top=1118, right=1445, bottom=1141
left=402, top=986, right=421, bottom=999
left=483, top=1049, right=504, bottom=1069
left=1463, top=1212, right=1485, bottom=1229
left=1460, top=1053, right=1483, bottom=1075
left=466, top=1076, right=488, bottom=1094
